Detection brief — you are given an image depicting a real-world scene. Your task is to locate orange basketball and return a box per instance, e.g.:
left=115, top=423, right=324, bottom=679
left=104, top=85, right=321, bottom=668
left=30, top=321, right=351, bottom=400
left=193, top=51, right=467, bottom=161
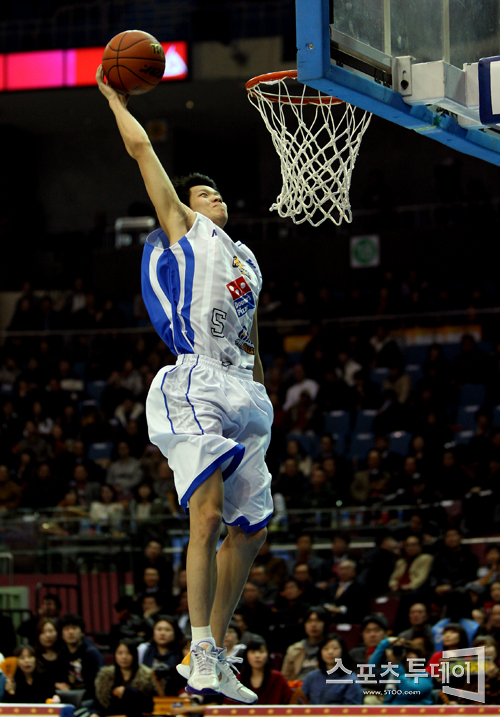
left=102, top=30, right=166, bottom=95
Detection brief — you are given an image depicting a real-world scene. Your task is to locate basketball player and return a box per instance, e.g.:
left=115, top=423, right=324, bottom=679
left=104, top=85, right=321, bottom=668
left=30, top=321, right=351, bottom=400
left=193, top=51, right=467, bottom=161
left=96, top=67, right=273, bottom=703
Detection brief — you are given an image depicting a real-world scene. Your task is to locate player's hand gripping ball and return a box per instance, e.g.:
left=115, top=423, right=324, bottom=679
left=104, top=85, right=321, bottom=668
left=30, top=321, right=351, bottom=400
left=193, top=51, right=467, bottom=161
left=102, top=30, right=166, bottom=95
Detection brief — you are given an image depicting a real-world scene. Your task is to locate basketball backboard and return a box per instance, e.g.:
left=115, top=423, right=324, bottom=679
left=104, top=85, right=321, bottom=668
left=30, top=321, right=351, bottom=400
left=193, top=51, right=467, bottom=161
left=296, top=0, right=500, bottom=165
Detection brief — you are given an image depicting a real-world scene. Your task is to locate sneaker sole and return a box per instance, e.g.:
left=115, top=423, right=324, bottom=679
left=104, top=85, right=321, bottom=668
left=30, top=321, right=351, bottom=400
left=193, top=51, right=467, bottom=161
left=218, top=688, right=258, bottom=705
left=186, top=684, right=221, bottom=696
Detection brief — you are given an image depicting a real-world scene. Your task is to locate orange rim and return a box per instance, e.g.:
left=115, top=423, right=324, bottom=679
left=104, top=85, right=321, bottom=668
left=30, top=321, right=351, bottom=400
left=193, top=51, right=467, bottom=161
left=245, top=69, right=343, bottom=106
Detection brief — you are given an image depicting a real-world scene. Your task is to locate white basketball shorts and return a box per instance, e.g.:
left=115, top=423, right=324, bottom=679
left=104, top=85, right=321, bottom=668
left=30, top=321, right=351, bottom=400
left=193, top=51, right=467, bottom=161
left=146, top=354, right=274, bottom=533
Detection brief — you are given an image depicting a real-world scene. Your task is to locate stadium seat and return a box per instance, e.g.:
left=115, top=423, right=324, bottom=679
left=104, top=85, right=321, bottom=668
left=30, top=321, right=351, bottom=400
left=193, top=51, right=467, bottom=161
left=455, top=430, right=473, bottom=445
left=348, top=433, right=375, bottom=462
left=404, top=345, right=429, bottom=365
left=370, top=367, right=390, bottom=385
left=87, top=442, right=114, bottom=461
left=370, top=595, right=400, bottom=630
left=353, top=409, right=377, bottom=434
left=287, top=431, right=320, bottom=457
left=456, top=405, right=479, bottom=430
left=405, top=364, right=423, bottom=384
left=324, top=410, right=350, bottom=437
left=388, top=430, right=412, bottom=455
left=86, top=380, right=107, bottom=403
left=459, top=383, right=486, bottom=406
left=331, top=623, right=361, bottom=651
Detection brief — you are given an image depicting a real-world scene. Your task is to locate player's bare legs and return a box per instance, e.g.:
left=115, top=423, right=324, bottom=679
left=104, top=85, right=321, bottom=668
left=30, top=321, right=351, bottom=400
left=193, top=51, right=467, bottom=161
left=210, top=525, right=267, bottom=645
left=186, top=468, right=224, bottom=628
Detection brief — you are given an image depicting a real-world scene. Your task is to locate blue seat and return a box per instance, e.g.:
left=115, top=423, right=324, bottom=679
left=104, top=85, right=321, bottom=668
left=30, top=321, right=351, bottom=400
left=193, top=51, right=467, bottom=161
left=456, top=405, right=479, bottom=431
left=87, top=442, right=114, bottom=461
left=388, top=431, right=412, bottom=455
left=348, top=433, right=375, bottom=462
left=405, top=364, right=423, bottom=384
left=86, top=380, right=107, bottom=403
left=404, top=345, right=430, bottom=365
left=324, top=410, right=350, bottom=437
left=287, top=431, right=319, bottom=457
left=455, top=430, right=474, bottom=445
left=370, top=367, right=390, bottom=385
left=459, top=384, right=486, bottom=406
left=353, top=410, right=377, bottom=434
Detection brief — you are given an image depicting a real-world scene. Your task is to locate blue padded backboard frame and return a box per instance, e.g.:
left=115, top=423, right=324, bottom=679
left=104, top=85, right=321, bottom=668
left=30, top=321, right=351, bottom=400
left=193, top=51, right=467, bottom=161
left=296, top=0, right=500, bottom=166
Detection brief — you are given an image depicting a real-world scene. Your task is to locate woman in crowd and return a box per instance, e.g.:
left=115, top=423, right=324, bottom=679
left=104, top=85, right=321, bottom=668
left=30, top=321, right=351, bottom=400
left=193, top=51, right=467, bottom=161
left=88, top=484, right=124, bottom=533
left=426, top=622, right=470, bottom=678
left=90, top=639, right=156, bottom=717
left=301, top=635, right=363, bottom=705
left=239, top=637, right=292, bottom=704
left=137, top=615, right=185, bottom=695
left=3, top=645, right=55, bottom=703
left=282, top=607, right=330, bottom=681
left=35, top=618, right=61, bottom=681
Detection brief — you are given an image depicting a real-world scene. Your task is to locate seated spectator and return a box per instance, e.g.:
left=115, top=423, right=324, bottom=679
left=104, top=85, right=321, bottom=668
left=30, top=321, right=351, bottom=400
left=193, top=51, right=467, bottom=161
left=91, top=640, right=156, bottom=717
left=351, top=369, right=381, bottom=410
left=4, top=645, right=55, bottom=703
left=239, top=637, right=292, bottom=705
left=302, top=467, right=338, bottom=527
left=283, top=364, right=319, bottom=412
left=14, top=420, right=53, bottom=464
left=466, top=636, right=500, bottom=704
left=272, top=458, right=306, bottom=511
left=114, top=393, right=144, bottom=430
left=55, top=613, right=104, bottom=701
left=372, top=389, right=409, bottom=435
left=318, top=533, right=352, bottom=587
left=109, top=597, right=152, bottom=650
left=25, top=462, right=66, bottom=509
left=350, top=614, right=388, bottom=704
left=223, top=620, right=244, bottom=659
left=431, top=527, right=479, bottom=608
left=71, top=464, right=101, bottom=506
left=35, top=617, right=62, bottom=681
left=324, top=559, right=365, bottom=624
left=270, top=578, right=311, bottom=653
left=135, top=567, right=171, bottom=613
left=281, top=438, right=312, bottom=477
left=487, top=604, right=500, bottom=644
left=350, top=449, right=392, bottom=506
left=435, top=449, right=470, bottom=500
left=453, top=333, right=491, bottom=385
left=301, top=635, right=363, bottom=705
left=89, top=484, right=125, bottom=533
left=381, top=363, right=412, bottom=405
left=398, top=603, right=435, bottom=658
left=292, top=533, right=325, bottom=583
left=476, top=544, right=500, bottom=587
left=106, top=441, right=143, bottom=498
left=134, top=539, right=173, bottom=594
left=282, top=606, right=330, bottom=681
left=426, top=622, right=470, bottom=678
left=238, top=582, right=273, bottom=641
left=389, top=535, right=433, bottom=594
left=18, top=593, right=61, bottom=644
left=0, top=464, right=23, bottom=513
left=137, top=615, right=184, bottom=696
left=248, top=564, right=278, bottom=606
left=253, top=537, right=288, bottom=588
left=357, top=532, right=399, bottom=598
left=292, top=563, right=325, bottom=606
left=483, top=580, right=500, bottom=614
left=130, top=481, right=161, bottom=523
left=368, top=637, right=433, bottom=704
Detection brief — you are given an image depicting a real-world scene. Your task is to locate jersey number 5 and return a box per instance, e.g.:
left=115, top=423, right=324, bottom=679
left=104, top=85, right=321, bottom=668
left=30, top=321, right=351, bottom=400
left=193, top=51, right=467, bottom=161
left=211, top=308, right=227, bottom=338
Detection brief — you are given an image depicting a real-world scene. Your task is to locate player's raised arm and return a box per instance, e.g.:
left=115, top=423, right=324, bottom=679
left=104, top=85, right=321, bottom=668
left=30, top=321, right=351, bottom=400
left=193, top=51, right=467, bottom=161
left=96, top=65, right=195, bottom=244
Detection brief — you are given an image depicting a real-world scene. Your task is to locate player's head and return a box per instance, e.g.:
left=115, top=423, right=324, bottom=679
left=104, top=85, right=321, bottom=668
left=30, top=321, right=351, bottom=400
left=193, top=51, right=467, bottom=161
left=173, top=173, right=228, bottom=228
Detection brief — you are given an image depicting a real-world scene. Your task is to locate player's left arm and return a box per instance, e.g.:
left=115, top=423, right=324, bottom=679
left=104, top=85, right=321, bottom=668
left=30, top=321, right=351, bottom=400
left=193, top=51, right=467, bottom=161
left=250, top=306, right=264, bottom=385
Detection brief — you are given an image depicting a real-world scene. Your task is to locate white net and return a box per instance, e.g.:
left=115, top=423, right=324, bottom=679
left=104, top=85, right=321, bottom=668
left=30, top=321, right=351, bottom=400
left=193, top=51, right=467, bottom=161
left=246, top=71, right=372, bottom=227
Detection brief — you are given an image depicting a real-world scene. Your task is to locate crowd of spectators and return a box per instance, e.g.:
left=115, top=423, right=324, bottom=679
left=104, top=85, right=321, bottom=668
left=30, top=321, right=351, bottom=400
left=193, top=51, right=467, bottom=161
left=0, top=531, right=499, bottom=708
left=1, top=272, right=500, bottom=706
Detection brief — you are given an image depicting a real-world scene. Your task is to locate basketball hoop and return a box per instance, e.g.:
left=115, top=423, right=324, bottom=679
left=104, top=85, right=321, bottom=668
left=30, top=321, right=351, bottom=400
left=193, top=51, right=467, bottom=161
left=246, top=70, right=372, bottom=226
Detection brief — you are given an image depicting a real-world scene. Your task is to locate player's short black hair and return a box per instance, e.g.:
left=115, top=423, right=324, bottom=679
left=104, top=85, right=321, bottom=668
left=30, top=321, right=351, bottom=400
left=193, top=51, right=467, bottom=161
left=173, top=173, right=220, bottom=207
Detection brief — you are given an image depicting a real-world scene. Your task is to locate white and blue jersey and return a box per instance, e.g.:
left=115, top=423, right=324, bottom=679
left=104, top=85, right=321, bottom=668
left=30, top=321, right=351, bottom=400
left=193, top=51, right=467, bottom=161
left=141, top=212, right=262, bottom=370
left=142, top=212, right=273, bottom=533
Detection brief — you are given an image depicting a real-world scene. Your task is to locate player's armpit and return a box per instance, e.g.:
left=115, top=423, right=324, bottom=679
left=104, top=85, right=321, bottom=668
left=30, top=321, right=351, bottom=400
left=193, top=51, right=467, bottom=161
left=135, top=146, right=196, bottom=245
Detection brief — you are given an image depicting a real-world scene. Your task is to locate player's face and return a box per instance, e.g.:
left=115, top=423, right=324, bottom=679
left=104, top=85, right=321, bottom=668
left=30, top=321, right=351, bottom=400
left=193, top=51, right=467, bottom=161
left=189, top=185, right=228, bottom=228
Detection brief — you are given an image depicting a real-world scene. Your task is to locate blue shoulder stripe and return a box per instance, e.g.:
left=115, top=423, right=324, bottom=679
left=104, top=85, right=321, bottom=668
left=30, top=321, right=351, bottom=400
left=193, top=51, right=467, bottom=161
left=141, top=242, right=176, bottom=353
left=160, top=250, right=194, bottom=354
left=180, top=240, right=195, bottom=347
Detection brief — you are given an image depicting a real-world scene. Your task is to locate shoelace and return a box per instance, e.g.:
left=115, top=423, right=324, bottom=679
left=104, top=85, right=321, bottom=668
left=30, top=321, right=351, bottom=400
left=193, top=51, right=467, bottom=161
left=192, top=646, right=219, bottom=676
left=219, top=644, right=245, bottom=674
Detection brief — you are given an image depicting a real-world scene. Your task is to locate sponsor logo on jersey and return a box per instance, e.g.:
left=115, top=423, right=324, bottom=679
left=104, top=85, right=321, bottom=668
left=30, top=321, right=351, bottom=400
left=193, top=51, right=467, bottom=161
left=232, top=255, right=251, bottom=278
left=235, top=327, right=255, bottom=355
left=226, top=276, right=255, bottom=317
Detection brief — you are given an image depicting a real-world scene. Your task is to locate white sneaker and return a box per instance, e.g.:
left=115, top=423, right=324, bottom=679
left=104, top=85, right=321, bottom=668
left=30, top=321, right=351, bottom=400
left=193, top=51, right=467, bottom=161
left=217, top=646, right=258, bottom=704
left=183, top=641, right=221, bottom=696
